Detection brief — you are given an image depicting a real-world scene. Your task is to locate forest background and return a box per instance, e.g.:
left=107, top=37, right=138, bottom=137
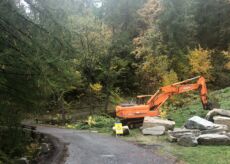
left=0, top=0, right=230, bottom=161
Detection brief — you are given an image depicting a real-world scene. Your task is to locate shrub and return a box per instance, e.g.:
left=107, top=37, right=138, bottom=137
left=67, top=114, right=116, bottom=133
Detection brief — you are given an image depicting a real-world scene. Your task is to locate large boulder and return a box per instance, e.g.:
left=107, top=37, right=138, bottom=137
left=168, top=128, right=201, bottom=139
left=184, top=116, right=221, bottom=130
left=206, top=108, right=230, bottom=121
left=177, top=135, right=198, bottom=147
left=143, top=117, right=175, bottom=130
left=142, top=126, right=166, bottom=136
left=226, top=133, right=230, bottom=138
left=197, top=134, right=230, bottom=145
left=213, top=116, right=230, bottom=131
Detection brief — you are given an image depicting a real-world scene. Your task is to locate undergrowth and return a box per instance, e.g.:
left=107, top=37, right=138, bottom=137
left=66, top=114, right=116, bottom=133
left=0, top=129, right=40, bottom=164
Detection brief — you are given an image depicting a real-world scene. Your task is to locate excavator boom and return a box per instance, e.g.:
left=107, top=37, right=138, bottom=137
left=116, top=76, right=211, bottom=120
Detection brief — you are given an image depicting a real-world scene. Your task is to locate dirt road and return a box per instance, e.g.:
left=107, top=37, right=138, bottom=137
left=37, top=126, right=176, bottom=164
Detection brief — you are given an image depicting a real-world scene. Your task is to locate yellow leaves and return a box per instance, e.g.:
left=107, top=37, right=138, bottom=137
left=26, top=143, right=40, bottom=157
left=188, top=47, right=213, bottom=80
left=223, top=51, right=230, bottom=70
left=162, top=70, right=178, bottom=86
left=138, top=0, right=163, bottom=24
left=132, top=28, right=158, bottom=59
left=142, top=55, right=169, bottom=74
left=90, top=83, right=102, bottom=93
left=138, top=54, right=179, bottom=91
left=132, top=35, right=152, bottom=59
left=26, top=143, right=39, bottom=152
left=133, top=37, right=141, bottom=46
left=66, top=124, right=75, bottom=129
left=159, top=108, right=168, bottom=119
left=87, top=116, right=96, bottom=127
left=225, top=62, right=230, bottom=70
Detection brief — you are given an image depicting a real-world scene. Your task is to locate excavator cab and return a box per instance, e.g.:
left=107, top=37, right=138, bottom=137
left=119, top=95, right=152, bottom=107
left=136, top=95, right=153, bottom=105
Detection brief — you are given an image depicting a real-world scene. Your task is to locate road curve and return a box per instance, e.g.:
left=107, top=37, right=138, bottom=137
left=37, top=126, right=175, bottom=164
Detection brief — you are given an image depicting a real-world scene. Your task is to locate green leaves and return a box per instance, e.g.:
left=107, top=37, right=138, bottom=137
left=0, top=0, right=81, bottom=120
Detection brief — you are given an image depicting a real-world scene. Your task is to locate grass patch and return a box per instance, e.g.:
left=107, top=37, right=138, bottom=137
left=172, top=145, right=230, bottom=164
left=121, top=129, right=230, bottom=164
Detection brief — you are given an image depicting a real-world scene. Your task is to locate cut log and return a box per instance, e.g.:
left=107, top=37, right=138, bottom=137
left=206, top=108, right=230, bottom=121
left=197, top=134, right=230, bottom=145
left=143, top=116, right=175, bottom=130
left=142, top=126, right=165, bottom=136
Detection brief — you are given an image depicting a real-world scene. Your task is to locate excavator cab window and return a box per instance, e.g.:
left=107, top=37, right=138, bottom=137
left=136, top=95, right=152, bottom=105
left=136, top=97, right=145, bottom=105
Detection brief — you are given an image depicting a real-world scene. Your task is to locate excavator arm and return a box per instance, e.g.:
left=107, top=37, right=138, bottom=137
left=116, top=76, right=211, bottom=120
left=147, top=76, right=210, bottom=112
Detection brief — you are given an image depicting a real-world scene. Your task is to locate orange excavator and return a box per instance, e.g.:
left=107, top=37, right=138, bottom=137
left=116, top=76, right=212, bottom=124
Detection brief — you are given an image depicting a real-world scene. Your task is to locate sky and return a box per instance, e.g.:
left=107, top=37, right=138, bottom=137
left=21, top=0, right=29, bottom=7
left=20, top=0, right=30, bottom=13
left=21, top=0, right=103, bottom=9
left=94, top=0, right=103, bottom=8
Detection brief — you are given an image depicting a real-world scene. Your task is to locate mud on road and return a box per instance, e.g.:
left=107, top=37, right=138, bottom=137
left=36, top=126, right=177, bottom=164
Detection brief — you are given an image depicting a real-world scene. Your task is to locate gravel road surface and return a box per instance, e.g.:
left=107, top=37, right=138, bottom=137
left=37, top=126, right=176, bottom=164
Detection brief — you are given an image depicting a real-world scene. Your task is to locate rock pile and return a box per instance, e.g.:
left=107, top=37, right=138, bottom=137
left=167, top=108, right=230, bottom=146
left=141, top=109, right=230, bottom=146
left=206, top=108, right=230, bottom=121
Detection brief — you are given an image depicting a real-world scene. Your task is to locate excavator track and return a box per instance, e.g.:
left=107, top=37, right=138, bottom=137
left=121, top=118, right=144, bottom=129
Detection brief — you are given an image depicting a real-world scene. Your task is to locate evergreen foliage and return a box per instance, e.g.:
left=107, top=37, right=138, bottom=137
left=0, top=0, right=230, bottom=161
